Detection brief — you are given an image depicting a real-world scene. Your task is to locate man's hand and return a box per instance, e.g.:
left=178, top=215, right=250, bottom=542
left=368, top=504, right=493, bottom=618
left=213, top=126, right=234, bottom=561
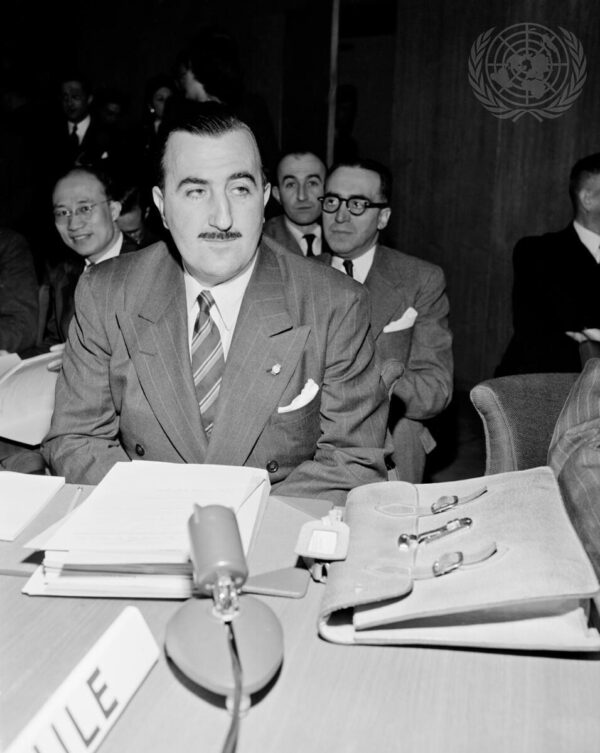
left=565, top=329, right=600, bottom=343
left=47, top=342, right=66, bottom=372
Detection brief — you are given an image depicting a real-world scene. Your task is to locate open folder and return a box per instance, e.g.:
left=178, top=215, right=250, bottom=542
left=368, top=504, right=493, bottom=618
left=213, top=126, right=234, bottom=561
left=318, top=467, right=600, bottom=652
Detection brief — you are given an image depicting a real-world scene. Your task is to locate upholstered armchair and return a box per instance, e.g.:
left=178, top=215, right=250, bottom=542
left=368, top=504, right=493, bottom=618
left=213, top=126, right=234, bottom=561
left=469, top=373, right=579, bottom=475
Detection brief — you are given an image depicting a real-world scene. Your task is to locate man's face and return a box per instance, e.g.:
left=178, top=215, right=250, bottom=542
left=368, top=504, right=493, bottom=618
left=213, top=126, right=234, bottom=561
left=61, top=80, right=90, bottom=123
left=117, top=206, right=144, bottom=244
left=322, top=166, right=391, bottom=259
left=273, top=153, right=325, bottom=227
left=53, top=171, right=120, bottom=262
left=152, top=128, right=270, bottom=286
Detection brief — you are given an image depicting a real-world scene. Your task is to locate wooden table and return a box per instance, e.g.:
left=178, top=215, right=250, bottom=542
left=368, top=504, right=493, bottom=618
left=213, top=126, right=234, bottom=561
left=2, top=487, right=600, bottom=753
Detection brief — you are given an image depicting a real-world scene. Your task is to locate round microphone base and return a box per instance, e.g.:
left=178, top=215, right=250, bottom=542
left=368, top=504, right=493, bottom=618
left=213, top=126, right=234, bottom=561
left=165, top=595, right=284, bottom=698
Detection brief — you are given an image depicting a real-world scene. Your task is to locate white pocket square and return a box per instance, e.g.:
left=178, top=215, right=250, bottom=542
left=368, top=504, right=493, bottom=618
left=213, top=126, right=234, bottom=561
left=278, top=378, right=319, bottom=413
left=383, top=307, right=418, bottom=333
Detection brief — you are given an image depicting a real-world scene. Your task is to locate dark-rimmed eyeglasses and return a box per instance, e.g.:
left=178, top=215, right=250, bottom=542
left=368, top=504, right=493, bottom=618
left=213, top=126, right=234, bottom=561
left=53, top=201, right=109, bottom=223
left=319, top=194, right=388, bottom=216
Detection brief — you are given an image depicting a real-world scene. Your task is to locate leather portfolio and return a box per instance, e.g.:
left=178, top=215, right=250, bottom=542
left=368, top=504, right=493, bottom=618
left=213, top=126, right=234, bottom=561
left=318, top=467, right=600, bottom=651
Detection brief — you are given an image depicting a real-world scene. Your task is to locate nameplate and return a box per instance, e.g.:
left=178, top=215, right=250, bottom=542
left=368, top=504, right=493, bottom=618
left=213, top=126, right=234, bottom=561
left=7, top=607, right=159, bottom=753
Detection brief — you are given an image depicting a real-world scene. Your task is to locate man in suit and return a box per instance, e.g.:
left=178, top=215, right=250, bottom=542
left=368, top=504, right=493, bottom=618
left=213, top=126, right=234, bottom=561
left=0, top=227, right=38, bottom=354
left=263, top=150, right=329, bottom=258
left=42, top=105, right=389, bottom=502
left=44, top=165, right=138, bottom=347
left=548, top=353, right=600, bottom=575
left=321, top=159, right=453, bottom=482
left=496, top=152, right=600, bottom=376
left=47, top=75, right=127, bottom=184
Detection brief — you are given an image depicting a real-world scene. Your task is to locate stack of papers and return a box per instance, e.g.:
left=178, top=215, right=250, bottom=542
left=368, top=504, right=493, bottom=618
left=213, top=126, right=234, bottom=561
left=23, top=461, right=270, bottom=599
left=0, top=473, right=65, bottom=541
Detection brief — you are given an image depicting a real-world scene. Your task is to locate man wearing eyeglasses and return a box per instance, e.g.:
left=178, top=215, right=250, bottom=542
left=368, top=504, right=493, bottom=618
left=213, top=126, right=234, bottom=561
left=43, top=166, right=138, bottom=346
left=321, top=159, right=453, bottom=482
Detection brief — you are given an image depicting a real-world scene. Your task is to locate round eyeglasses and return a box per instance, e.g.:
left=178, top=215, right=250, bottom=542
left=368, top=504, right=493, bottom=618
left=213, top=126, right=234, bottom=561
left=319, top=194, right=388, bottom=216
left=53, top=201, right=110, bottom=223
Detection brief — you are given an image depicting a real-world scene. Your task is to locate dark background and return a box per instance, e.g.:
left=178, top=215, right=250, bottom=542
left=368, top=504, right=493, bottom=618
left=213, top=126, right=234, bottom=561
left=2, top=0, right=598, bottom=391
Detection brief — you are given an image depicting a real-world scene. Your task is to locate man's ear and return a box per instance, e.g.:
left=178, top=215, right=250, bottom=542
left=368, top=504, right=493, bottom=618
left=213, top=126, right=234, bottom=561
left=272, top=185, right=281, bottom=204
left=152, top=186, right=168, bottom=228
left=109, top=200, right=122, bottom=221
left=377, top=206, right=391, bottom=231
left=263, top=181, right=272, bottom=208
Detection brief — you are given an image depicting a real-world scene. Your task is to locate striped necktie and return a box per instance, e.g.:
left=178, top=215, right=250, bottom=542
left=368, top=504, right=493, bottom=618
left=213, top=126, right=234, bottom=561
left=191, top=291, right=225, bottom=438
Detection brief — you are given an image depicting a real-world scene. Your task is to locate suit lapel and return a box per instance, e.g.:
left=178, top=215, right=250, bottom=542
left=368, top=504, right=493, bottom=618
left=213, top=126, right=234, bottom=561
left=119, top=245, right=207, bottom=463
left=364, top=246, right=405, bottom=338
left=206, top=244, right=310, bottom=466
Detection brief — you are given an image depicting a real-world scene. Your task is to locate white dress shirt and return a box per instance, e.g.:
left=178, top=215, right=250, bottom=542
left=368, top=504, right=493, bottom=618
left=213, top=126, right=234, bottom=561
left=184, top=255, right=257, bottom=358
left=84, top=232, right=124, bottom=267
left=68, top=114, right=91, bottom=144
left=285, top=218, right=323, bottom=256
left=573, top=221, right=600, bottom=263
left=331, top=245, right=377, bottom=284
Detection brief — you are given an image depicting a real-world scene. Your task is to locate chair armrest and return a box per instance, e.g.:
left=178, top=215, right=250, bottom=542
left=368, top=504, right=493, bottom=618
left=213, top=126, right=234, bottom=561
left=470, top=373, right=579, bottom=475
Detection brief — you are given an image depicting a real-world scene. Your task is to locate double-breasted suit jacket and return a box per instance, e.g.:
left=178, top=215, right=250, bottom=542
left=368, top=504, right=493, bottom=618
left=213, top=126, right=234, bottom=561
left=42, top=238, right=389, bottom=502
left=549, top=357, right=600, bottom=575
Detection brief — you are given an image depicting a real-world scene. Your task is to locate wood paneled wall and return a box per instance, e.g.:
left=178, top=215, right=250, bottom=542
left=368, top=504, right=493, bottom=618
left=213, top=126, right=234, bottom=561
left=388, top=0, right=600, bottom=389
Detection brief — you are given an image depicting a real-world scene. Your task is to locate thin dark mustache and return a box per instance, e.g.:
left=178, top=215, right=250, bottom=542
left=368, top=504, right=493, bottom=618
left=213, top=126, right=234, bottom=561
left=198, top=231, right=242, bottom=240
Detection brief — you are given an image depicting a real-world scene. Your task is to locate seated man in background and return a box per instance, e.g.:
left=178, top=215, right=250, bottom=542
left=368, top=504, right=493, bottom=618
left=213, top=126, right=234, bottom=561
left=43, top=166, right=138, bottom=347
left=263, top=149, right=329, bottom=258
left=548, top=347, right=600, bottom=575
left=115, top=184, right=162, bottom=249
left=321, top=159, right=453, bottom=482
left=0, top=227, right=38, bottom=355
left=497, top=153, right=600, bottom=376
left=42, top=104, right=389, bottom=502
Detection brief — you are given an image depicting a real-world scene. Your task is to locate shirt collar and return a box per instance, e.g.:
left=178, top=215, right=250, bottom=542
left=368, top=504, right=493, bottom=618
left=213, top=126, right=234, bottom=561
left=284, top=217, right=321, bottom=246
left=84, top=231, right=123, bottom=267
left=331, top=244, right=377, bottom=284
left=573, top=220, right=600, bottom=262
left=184, top=253, right=258, bottom=332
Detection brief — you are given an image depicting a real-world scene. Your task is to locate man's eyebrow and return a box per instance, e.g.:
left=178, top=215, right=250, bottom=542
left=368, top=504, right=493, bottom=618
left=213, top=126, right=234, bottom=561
left=229, top=171, right=257, bottom=186
left=281, top=173, right=323, bottom=182
left=177, top=177, right=209, bottom=191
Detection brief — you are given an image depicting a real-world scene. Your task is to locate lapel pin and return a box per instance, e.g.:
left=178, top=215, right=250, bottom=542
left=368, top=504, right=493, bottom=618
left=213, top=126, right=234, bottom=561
left=269, top=363, right=282, bottom=375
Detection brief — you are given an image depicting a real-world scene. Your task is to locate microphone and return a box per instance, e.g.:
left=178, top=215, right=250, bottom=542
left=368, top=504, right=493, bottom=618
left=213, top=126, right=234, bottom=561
left=165, top=505, right=284, bottom=708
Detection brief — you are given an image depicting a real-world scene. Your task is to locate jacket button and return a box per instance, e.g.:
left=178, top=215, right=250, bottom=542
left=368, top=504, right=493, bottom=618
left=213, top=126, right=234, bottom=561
left=135, top=444, right=145, bottom=457
left=266, top=460, right=279, bottom=474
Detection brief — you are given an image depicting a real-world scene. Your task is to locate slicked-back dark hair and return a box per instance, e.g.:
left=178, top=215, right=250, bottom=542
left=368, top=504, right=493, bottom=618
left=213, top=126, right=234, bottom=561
left=155, top=100, right=263, bottom=188
left=327, top=158, right=392, bottom=203
left=569, top=152, right=600, bottom=210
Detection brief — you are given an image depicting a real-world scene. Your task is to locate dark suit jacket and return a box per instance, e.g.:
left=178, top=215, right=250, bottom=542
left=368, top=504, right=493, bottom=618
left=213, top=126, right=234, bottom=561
left=0, top=228, right=38, bottom=353
left=42, top=239, right=389, bottom=501
left=321, top=245, right=453, bottom=482
left=263, top=215, right=330, bottom=257
left=496, top=225, right=600, bottom=375
left=43, top=237, right=138, bottom=347
left=548, top=357, right=600, bottom=576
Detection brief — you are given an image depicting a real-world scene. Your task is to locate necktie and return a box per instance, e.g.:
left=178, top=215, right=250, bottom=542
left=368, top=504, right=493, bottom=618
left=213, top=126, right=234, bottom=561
left=343, top=259, right=354, bottom=278
left=69, top=123, right=79, bottom=159
left=303, top=233, right=316, bottom=257
left=191, top=291, right=225, bottom=438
